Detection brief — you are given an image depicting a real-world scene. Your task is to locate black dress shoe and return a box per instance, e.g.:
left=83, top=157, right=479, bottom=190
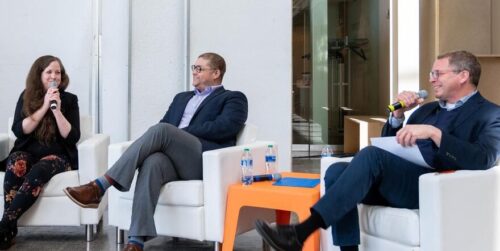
left=255, top=220, right=303, bottom=251
left=0, top=221, right=16, bottom=250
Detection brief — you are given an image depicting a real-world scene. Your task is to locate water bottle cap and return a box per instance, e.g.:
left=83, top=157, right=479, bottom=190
left=267, top=144, right=273, bottom=147
left=244, top=148, right=250, bottom=151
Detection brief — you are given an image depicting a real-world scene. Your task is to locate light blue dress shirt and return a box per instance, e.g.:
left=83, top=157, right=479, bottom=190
left=178, top=85, right=223, bottom=129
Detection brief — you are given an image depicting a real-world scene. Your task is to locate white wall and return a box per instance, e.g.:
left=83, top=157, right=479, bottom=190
left=0, top=0, right=94, bottom=132
left=190, top=0, right=293, bottom=170
left=101, top=0, right=129, bottom=142
left=129, top=0, right=186, bottom=139
left=102, top=0, right=292, bottom=169
left=1, top=1, right=293, bottom=170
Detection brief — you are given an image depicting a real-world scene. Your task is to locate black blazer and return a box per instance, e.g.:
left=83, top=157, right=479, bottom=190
left=382, top=92, right=500, bottom=170
left=3, top=90, right=80, bottom=170
left=160, top=87, right=248, bottom=152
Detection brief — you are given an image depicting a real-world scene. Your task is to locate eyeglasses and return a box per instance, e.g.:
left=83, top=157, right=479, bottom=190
left=429, top=70, right=458, bottom=79
left=191, top=65, right=214, bottom=73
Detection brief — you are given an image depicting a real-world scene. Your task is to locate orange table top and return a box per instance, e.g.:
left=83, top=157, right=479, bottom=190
left=228, top=172, right=320, bottom=200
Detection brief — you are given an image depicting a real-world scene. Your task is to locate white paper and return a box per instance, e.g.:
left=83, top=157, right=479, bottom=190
left=370, top=136, right=431, bottom=168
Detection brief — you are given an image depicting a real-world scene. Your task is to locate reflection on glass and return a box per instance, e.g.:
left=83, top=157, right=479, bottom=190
left=292, top=0, right=388, bottom=157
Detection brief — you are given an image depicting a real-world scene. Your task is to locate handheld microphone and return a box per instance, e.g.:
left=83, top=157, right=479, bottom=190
left=387, top=90, right=428, bottom=112
left=252, top=173, right=282, bottom=182
left=49, top=81, right=58, bottom=110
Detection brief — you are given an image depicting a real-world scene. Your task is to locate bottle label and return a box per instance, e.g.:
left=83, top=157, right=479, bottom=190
left=265, top=155, right=276, bottom=162
left=241, top=159, right=253, bottom=166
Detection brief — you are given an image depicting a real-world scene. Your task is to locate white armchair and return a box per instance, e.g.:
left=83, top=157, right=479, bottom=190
left=107, top=123, right=276, bottom=249
left=0, top=116, right=109, bottom=241
left=320, top=157, right=500, bottom=251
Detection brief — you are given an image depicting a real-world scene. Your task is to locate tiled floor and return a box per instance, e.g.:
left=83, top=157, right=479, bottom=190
left=9, top=156, right=320, bottom=251
left=12, top=224, right=265, bottom=251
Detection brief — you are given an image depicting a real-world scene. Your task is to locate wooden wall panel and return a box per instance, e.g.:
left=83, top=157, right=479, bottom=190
left=478, top=57, right=500, bottom=105
left=493, top=0, right=500, bottom=54
left=438, top=0, right=491, bottom=54
left=420, top=0, right=437, bottom=102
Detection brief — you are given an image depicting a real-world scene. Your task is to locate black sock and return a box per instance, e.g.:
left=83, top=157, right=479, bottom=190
left=340, top=245, right=358, bottom=251
left=294, top=209, right=326, bottom=244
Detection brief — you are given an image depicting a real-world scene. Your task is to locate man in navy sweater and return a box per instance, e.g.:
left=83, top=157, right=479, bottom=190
left=64, top=52, right=248, bottom=251
left=256, top=51, right=500, bottom=251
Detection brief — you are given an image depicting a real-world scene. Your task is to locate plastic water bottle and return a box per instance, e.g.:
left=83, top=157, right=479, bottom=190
left=321, top=145, right=334, bottom=157
left=240, top=148, right=253, bottom=185
left=265, top=144, right=277, bottom=175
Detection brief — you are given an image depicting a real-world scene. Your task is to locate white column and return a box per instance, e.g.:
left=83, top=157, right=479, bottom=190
left=101, top=0, right=130, bottom=142
left=190, top=0, right=293, bottom=170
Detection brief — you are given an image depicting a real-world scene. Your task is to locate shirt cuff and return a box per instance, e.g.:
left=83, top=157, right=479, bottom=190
left=389, top=113, right=405, bottom=128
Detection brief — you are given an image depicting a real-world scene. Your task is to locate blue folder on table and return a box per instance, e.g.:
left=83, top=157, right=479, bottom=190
left=273, top=177, right=320, bottom=188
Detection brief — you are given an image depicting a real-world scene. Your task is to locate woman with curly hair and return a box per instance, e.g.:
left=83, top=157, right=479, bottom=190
left=0, top=55, right=80, bottom=249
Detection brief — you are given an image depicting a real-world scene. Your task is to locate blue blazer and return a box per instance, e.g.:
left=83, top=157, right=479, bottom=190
left=382, top=92, right=500, bottom=170
left=160, top=87, right=248, bottom=152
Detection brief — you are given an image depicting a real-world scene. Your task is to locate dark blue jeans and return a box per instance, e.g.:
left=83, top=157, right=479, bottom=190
left=312, top=146, right=434, bottom=246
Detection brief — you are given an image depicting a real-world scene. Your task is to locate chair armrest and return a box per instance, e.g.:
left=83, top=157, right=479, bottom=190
left=108, top=141, right=134, bottom=169
left=203, top=140, right=274, bottom=242
left=106, top=140, right=133, bottom=228
left=77, top=134, right=110, bottom=184
left=419, top=166, right=500, bottom=251
left=0, top=133, right=9, bottom=161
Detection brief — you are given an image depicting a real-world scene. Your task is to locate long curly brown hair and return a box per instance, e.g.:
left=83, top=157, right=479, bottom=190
left=23, top=55, right=69, bottom=144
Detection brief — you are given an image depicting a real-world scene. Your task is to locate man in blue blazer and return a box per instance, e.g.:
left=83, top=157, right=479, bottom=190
left=256, top=51, right=500, bottom=251
left=64, top=52, right=248, bottom=251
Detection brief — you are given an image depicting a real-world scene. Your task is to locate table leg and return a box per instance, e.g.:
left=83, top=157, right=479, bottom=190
left=276, top=210, right=291, bottom=224
left=222, top=199, right=242, bottom=251
left=296, top=207, right=319, bottom=251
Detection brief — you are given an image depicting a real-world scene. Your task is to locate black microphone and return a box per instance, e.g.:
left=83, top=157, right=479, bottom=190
left=252, top=173, right=282, bottom=182
left=49, top=81, right=58, bottom=110
left=387, top=90, right=428, bottom=112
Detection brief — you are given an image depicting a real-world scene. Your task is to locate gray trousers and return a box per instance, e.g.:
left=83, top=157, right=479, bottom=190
left=106, top=123, right=202, bottom=238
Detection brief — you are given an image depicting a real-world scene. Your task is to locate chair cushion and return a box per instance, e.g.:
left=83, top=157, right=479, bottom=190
left=120, top=180, right=204, bottom=207
left=0, top=170, right=79, bottom=197
left=359, top=204, right=420, bottom=246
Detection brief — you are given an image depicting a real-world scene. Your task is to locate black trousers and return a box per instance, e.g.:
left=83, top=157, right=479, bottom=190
left=2, top=151, right=71, bottom=223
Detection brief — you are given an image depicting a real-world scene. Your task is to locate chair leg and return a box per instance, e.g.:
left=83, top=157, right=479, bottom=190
left=213, top=241, right=222, bottom=251
left=116, top=227, right=125, bottom=244
left=262, top=240, right=271, bottom=251
left=97, top=218, right=103, bottom=233
left=85, top=224, right=95, bottom=242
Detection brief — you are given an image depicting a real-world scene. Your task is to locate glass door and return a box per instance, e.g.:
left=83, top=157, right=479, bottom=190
left=292, top=0, right=388, bottom=157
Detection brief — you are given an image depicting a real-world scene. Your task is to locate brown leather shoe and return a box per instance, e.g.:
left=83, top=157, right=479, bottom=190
left=123, top=243, right=143, bottom=251
left=63, top=181, right=102, bottom=208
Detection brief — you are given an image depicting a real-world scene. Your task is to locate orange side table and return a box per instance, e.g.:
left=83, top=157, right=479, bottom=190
left=222, top=172, right=321, bottom=251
